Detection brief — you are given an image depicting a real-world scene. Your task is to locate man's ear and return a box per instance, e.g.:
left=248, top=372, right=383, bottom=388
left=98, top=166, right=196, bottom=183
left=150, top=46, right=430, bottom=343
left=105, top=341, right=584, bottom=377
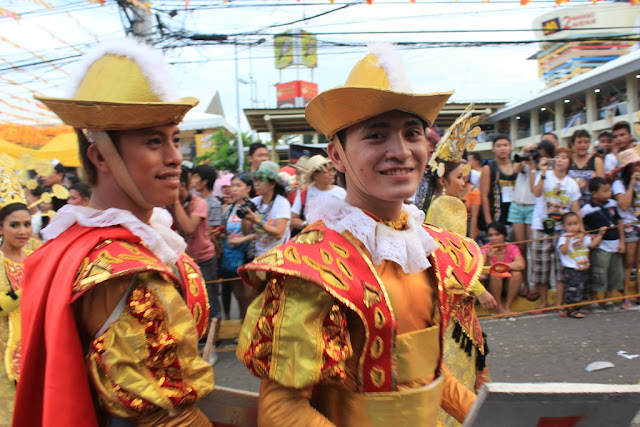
left=86, top=144, right=110, bottom=174
left=327, top=139, right=346, bottom=173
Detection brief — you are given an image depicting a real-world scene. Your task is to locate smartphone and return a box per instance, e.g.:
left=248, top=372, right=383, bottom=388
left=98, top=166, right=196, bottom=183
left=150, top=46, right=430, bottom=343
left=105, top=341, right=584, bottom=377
left=547, top=158, right=556, bottom=169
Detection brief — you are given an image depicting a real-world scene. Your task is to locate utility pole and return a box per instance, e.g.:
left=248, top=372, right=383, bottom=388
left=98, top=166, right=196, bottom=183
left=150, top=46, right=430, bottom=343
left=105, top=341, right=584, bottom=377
left=117, top=0, right=154, bottom=43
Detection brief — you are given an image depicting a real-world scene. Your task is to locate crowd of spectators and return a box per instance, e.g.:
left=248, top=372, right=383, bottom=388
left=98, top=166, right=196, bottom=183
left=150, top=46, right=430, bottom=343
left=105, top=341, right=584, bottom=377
left=470, top=121, right=640, bottom=317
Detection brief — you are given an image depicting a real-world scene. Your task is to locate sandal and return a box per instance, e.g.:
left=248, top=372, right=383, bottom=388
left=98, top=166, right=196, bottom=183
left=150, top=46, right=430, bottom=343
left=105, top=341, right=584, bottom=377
left=568, top=310, right=585, bottom=319
left=558, top=309, right=568, bottom=318
left=519, top=287, right=530, bottom=298
left=621, top=299, right=633, bottom=310
left=526, top=291, right=541, bottom=302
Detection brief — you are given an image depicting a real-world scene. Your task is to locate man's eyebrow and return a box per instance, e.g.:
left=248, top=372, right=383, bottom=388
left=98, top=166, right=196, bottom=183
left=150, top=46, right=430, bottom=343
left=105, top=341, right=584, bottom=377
left=404, top=119, right=422, bottom=127
left=362, top=121, right=391, bottom=130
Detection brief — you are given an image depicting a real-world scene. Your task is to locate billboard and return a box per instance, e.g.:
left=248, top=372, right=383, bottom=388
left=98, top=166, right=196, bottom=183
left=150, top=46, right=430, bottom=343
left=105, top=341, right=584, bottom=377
left=276, top=80, right=318, bottom=108
left=274, top=30, right=318, bottom=69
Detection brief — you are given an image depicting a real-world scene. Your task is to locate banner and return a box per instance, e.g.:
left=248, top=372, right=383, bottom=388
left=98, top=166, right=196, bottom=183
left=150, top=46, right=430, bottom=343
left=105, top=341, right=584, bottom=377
left=274, top=31, right=295, bottom=70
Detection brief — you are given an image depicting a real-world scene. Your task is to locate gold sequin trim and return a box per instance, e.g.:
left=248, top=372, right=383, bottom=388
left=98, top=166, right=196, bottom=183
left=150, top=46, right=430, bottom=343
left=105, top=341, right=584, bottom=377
left=284, top=246, right=302, bottom=264
left=362, top=281, right=382, bottom=308
left=374, top=307, right=386, bottom=329
left=294, top=229, right=325, bottom=244
left=370, top=367, right=385, bottom=388
left=330, top=242, right=349, bottom=258
left=336, top=258, right=353, bottom=280
left=320, top=249, right=333, bottom=265
left=302, top=255, right=349, bottom=290
left=255, top=249, right=284, bottom=266
left=370, top=336, right=383, bottom=360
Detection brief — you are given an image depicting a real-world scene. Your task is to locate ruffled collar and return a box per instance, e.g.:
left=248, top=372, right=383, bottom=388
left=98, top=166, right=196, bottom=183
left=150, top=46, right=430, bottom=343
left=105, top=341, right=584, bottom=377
left=306, top=196, right=438, bottom=274
left=41, top=205, right=186, bottom=264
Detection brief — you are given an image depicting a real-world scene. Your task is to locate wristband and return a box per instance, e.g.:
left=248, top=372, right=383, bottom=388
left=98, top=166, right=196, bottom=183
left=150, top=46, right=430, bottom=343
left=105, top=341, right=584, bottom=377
left=541, top=174, right=546, bottom=179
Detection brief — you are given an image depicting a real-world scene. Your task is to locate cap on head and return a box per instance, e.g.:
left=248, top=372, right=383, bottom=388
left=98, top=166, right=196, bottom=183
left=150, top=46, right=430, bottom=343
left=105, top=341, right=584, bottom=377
left=305, top=43, right=453, bottom=139
left=36, top=38, right=198, bottom=130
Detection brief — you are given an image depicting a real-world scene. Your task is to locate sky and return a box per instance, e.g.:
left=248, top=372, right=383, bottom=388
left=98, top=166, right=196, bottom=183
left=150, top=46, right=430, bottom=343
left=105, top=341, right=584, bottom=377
left=0, top=0, right=614, bottom=136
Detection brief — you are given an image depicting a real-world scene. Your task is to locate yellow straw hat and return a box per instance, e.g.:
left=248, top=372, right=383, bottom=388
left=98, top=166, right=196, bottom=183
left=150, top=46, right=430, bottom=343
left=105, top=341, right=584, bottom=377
left=305, top=43, right=453, bottom=139
left=36, top=39, right=198, bottom=130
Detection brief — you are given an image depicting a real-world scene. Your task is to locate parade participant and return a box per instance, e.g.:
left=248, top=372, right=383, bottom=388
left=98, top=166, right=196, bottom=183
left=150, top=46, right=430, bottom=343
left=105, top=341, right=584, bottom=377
left=424, top=107, right=495, bottom=426
left=0, top=168, right=32, bottom=424
left=14, top=39, right=213, bottom=426
left=236, top=44, right=479, bottom=426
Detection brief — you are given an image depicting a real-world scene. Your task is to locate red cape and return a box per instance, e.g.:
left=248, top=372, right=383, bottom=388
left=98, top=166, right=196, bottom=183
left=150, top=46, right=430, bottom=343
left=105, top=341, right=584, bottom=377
left=13, top=224, right=142, bottom=427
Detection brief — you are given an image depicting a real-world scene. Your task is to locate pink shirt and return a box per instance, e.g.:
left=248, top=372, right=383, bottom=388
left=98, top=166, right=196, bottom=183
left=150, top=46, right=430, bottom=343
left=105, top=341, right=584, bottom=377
left=185, top=196, right=215, bottom=263
left=481, top=243, right=521, bottom=265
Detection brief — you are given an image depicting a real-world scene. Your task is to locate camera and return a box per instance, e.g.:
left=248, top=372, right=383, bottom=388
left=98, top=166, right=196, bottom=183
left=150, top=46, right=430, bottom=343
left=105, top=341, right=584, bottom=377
left=596, top=145, right=605, bottom=155
left=514, top=149, right=541, bottom=163
left=547, top=158, right=556, bottom=169
left=236, top=197, right=258, bottom=219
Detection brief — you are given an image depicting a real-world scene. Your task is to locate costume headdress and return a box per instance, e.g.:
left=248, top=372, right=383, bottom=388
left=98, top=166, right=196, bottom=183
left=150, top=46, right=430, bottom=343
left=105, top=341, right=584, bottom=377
left=429, top=103, right=481, bottom=177
left=0, top=167, right=26, bottom=211
left=35, top=39, right=197, bottom=210
left=36, top=39, right=198, bottom=130
left=305, top=43, right=453, bottom=139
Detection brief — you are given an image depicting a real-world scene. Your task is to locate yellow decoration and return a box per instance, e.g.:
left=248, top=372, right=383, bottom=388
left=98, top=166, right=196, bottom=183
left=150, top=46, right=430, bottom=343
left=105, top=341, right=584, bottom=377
left=41, top=193, right=52, bottom=204
left=17, top=153, right=35, bottom=170
left=0, top=168, right=27, bottom=210
left=425, top=195, right=468, bottom=236
left=462, top=164, right=471, bottom=177
left=305, top=45, right=452, bottom=139
left=429, top=103, right=481, bottom=171
left=0, top=154, right=16, bottom=170
left=34, top=160, right=54, bottom=177
left=26, top=179, right=38, bottom=191
left=51, top=184, right=70, bottom=200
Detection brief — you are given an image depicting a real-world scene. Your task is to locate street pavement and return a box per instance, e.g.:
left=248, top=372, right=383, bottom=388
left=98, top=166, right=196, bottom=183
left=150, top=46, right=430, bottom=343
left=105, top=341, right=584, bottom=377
left=212, top=304, right=640, bottom=422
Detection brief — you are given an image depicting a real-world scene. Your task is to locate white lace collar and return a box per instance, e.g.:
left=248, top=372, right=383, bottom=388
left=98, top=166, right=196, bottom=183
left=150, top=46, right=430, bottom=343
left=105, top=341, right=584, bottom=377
left=306, top=196, right=438, bottom=274
left=42, top=205, right=186, bottom=264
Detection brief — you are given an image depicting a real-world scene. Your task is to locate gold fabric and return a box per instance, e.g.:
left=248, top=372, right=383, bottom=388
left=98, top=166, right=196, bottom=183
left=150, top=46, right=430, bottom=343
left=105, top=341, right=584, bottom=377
left=84, top=272, right=214, bottom=419
left=425, top=195, right=468, bottom=236
left=0, top=251, right=29, bottom=425
left=438, top=322, right=478, bottom=427
left=395, top=326, right=440, bottom=385
left=319, top=375, right=444, bottom=427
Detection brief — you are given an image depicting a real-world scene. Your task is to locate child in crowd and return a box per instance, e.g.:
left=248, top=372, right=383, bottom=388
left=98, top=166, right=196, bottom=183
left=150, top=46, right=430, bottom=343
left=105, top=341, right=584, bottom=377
left=556, top=212, right=606, bottom=318
left=580, top=177, right=625, bottom=311
left=481, top=222, right=526, bottom=314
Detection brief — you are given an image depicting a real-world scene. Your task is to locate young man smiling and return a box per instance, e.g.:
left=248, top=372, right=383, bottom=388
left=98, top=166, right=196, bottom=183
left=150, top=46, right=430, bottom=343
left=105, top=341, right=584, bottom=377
left=14, top=40, right=213, bottom=426
left=236, top=44, right=481, bottom=426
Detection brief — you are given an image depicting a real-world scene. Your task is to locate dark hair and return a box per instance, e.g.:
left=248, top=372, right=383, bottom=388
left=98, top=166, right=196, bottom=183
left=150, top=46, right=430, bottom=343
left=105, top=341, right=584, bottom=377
left=598, top=130, right=613, bottom=140
left=232, top=173, right=256, bottom=198
left=537, top=139, right=556, bottom=157
left=612, top=121, right=631, bottom=134
left=432, top=160, right=461, bottom=191
left=249, top=142, right=267, bottom=157
left=469, top=152, right=483, bottom=164
left=569, top=129, right=590, bottom=147
left=180, top=166, right=190, bottom=187
left=70, top=182, right=91, bottom=199
left=492, top=134, right=510, bottom=146
left=561, top=211, right=579, bottom=224
left=589, top=176, right=610, bottom=193
left=76, top=128, right=120, bottom=186
left=192, top=165, right=218, bottom=191
left=487, top=221, right=508, bottom=236
left=542, top=132, right=558, bottom=141
left=0, top=203, right=30, bottom=225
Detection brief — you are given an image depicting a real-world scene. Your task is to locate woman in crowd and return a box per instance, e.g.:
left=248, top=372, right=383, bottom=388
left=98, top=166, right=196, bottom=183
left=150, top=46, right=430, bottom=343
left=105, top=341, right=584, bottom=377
left=219, top=174, right=257, bottom=320
left=611, top=148, right=640, bottom=309
left=461, top=159, right=481, bottom=241
left=0, top=168, right=33, bottom=424
left=241, top=161, right=291, bottom=257
left=568, top=129, right=604, bottom=207
left=291, top=155, right=346, bottom=233
left=481, top=222, right=526, bottom=315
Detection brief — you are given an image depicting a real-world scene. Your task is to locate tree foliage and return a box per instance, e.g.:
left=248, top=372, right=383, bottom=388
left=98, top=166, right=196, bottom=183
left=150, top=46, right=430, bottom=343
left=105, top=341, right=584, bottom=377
left=193, top=130, right=256, bottom=172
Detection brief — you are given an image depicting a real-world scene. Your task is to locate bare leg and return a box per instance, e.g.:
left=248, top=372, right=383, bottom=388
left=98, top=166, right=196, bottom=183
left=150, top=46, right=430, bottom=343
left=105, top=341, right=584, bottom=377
left=231, top=279, right=259, bottom=320
left=487, top=276, right=504, bottom=312
left=537, top=283, right=549, bottom=309
left=512, top=223, right=529, bottom=296
left=505, top=271, right=522, bottom=313
left=623, top=241, right=637, bottom=299
left=556, top=281, right=564, bottom=306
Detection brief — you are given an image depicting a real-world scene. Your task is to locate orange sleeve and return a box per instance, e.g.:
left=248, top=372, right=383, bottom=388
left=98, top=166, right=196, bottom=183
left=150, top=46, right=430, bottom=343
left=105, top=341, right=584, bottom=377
left=468, top=189, right=481, bottom=206
left=257, top=379, right=336, bottom=427
left=439, top=365, right=477, bottom=424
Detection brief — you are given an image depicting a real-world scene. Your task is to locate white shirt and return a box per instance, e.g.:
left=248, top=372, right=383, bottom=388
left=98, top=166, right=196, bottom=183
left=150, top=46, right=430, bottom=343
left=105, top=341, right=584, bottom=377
left=513, top=164, right=537, bottom=205
left=611, top=179, right=640, bottom=225
left=531, top=172, right=581, bottom=231
left=604, top=153, right=618, bottom=175
left=252, top=194, right=291, bottom=255
left=469, top=169, right=481, bottom=188
left=291, top=185, right=346, bottom=216
left=556, top=234, right=591, bottom=270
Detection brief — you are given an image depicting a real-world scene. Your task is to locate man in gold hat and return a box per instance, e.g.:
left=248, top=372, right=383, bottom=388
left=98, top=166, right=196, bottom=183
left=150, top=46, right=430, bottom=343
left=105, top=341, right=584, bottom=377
left=236, top=44, right=479, bottom=426
left=14, top=39, right=213, bottom=426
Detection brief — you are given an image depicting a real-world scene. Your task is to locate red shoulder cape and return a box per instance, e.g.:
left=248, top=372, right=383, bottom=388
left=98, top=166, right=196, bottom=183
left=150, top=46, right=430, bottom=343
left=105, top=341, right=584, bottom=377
left=14, top=224, right=145, bottom=427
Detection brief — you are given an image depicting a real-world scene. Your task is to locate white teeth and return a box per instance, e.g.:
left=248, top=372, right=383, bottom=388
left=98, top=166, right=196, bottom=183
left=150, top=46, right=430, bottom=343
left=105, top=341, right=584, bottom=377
left=382, top=169, right=411, bottom=175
